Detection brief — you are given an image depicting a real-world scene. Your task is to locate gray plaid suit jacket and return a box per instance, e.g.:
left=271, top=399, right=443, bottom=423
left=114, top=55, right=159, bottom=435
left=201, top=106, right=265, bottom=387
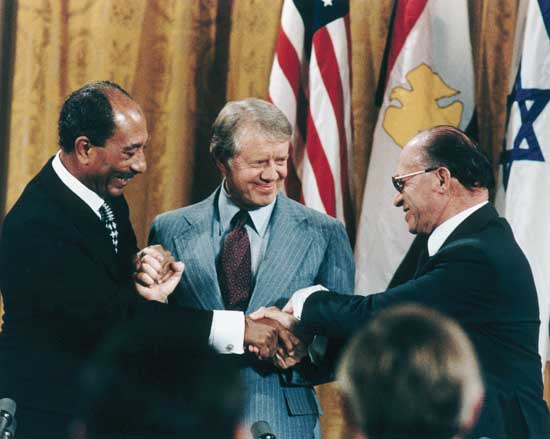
left=149, top=188, right=354, bottom=439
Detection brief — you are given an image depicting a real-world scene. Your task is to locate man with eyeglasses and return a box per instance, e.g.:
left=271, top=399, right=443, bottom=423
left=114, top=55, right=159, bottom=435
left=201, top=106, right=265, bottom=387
left=253, top=126, right=550, bottom=439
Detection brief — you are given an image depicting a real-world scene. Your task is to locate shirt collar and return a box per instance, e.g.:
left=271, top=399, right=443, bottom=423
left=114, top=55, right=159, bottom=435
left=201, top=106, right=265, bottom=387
left=218, top=180, right=276, bottom=237
left=52, top=151, right=105, bottom=218
left=427, top=201, right=488, bottom=256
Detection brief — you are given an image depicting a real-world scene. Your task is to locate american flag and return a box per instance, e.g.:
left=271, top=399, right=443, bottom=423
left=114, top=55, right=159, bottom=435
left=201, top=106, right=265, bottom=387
left=268, top=0, right=354, bottom=240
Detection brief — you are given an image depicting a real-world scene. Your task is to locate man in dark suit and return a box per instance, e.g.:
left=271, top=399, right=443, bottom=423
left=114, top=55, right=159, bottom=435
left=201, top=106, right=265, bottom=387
left=255, top=126, right=550, bottom=439
left=0, top=81, right=278, bottom=438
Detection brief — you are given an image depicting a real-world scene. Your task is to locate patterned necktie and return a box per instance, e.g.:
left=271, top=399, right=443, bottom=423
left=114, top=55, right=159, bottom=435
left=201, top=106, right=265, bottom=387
left=99, top=202, right=119, bottom=254
left=219, top=210, right=251, bottom=311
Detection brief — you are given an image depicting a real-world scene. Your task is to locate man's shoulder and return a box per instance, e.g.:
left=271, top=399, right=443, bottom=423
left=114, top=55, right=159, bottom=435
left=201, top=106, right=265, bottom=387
left=152, top=192, right=216, bottom=230
left=276, top=193, right=343, bottom=228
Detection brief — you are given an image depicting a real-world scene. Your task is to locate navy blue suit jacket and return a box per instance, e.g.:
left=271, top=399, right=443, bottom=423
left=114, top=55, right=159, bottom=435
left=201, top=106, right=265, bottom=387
left=301, top=203, right=550, bottom=439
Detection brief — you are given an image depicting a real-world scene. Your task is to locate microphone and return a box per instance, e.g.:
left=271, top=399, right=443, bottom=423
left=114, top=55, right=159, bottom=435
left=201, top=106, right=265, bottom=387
left=251, top=421, right=277, bottom=439
left=0, top=398, right=16, bottom=436
left=1, top=418, right=16, bottom=439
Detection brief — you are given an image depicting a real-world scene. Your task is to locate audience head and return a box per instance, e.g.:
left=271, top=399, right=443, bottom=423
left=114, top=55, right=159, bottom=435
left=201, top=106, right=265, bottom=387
left=72, top=322, right=246, bottom=439
left=58, top=81, right=148, bottom=199
left=209, top=98, right=292, bottom=209
left=338, top=304, right=483, bottom=439
left=392, top=126, right=494, bottom=235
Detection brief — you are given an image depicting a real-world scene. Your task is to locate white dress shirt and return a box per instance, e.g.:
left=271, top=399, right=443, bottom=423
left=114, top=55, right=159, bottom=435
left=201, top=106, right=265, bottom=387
left=209, top=183, right=277, bottom=354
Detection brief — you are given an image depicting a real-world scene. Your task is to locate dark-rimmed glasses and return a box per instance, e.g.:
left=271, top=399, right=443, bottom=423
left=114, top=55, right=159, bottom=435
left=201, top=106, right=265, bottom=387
left=391, top=167, right=438, bottom=193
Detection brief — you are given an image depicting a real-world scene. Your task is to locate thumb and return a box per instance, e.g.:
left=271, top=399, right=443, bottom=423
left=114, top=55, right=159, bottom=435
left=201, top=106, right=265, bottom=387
left=282, top=298, right=294, bottom=314
left=170, top=261, right=185, bottom=274
left=249, top=307, right=267, bottom=320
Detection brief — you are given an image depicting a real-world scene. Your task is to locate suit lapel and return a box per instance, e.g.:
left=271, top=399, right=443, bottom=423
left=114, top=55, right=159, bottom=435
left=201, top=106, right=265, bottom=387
left=247, top=194, right=313, bottom=312
left=38, top=159, right=120, bottom=279
left=172, top=192, right=224, bottom=310
left=441, top=203, right=498, bottom=247
left=418, top=203, right=498, bottom=276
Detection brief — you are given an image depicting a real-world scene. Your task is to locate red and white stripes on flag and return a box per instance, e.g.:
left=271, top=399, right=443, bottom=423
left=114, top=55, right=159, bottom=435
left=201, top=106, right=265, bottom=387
left=354, top=0, right=475, bottom=293
left=269, top=0, right=354, bottom=238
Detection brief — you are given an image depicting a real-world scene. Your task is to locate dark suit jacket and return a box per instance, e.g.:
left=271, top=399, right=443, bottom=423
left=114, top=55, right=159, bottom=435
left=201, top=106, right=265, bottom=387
left=0, top=159, right=213, bottom=438
left=300, top=203, right=550, bottom=439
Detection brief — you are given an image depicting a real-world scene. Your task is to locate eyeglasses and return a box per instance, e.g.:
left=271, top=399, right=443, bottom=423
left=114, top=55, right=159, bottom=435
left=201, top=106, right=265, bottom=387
left=391, top=167, right=438, bottom=193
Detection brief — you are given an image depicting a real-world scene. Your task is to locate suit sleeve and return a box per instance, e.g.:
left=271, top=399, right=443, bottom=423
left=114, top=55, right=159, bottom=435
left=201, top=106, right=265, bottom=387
left=300, top=240, right=494, bottom=338
left=285, top=220, right=355, bottom=385
left=0, top=216, right=213, bottom=353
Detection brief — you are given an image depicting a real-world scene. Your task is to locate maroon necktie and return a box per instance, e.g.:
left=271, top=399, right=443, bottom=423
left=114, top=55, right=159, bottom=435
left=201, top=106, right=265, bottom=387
left=219, top=210, right=251, bottom=311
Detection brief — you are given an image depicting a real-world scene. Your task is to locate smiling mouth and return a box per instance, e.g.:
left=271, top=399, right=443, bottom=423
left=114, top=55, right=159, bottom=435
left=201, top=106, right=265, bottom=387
left=114, top=175, right=134, bottom=185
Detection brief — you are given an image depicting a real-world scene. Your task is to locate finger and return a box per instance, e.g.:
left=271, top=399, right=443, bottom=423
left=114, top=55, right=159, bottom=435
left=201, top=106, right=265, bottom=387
left=275, top=353, right=290, bottom=369
left=134, top=271, right=155, bottom=287
left=140, top=245, right=172, bottom=263
left=140, top=254, right=163, bottom=273
left=278, top=329, right=297, bottom=355
left=139, top=262, right=163, bottom=282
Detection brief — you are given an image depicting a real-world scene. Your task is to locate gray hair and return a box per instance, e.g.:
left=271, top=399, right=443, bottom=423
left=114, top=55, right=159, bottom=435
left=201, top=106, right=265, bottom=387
left=209, top=98, right=292, bottom=164
left=338, top=304, right=483, bottom=439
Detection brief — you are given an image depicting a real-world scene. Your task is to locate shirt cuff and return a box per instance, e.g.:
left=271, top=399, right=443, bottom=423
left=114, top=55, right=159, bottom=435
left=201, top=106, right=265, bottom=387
left=208, top=310, right=245, bottom=354
left=292, top=284, right=328, bottom=320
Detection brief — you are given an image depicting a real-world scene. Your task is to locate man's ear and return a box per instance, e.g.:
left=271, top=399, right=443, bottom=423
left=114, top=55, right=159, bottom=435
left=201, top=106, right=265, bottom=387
left=74, top=136, right=93, bottom=165
left=435, top=167, right=452, bottom=193
left=216, top=159, right=228, bottom=178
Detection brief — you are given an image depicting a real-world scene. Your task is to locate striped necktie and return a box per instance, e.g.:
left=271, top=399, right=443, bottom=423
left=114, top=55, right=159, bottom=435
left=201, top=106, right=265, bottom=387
left=99, top=202, right=119, bottom=254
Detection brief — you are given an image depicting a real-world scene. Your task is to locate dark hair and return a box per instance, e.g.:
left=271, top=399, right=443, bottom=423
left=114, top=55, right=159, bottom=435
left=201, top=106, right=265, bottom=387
left=58, top=81, right=132, bottom=152
left=422, top=126, right=495, bottom=191
left=74, top=322, right=245, bottom=439
left=338, top=304, right=482, bottom=439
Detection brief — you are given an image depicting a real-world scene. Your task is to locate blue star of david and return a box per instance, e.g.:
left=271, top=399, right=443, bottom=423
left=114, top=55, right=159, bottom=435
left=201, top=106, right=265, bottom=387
left=501, top=66, right=549, bottom=189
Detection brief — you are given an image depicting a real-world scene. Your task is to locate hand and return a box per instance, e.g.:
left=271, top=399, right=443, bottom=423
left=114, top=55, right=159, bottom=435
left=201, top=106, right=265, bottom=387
left=249, top=306, right=299, bottom=331
left=249, top=308, right=308, bottom=369
left=133, top=245, right=175, bottom=284
left=134, top=245, right=184, bottom=303
left=244, top=317, right=278, bottom=360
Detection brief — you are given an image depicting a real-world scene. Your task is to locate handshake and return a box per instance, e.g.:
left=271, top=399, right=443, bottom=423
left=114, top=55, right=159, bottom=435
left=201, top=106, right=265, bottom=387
left=244, top=305, right=308, bottom=369
left=132, top=245, right=312, bottom=369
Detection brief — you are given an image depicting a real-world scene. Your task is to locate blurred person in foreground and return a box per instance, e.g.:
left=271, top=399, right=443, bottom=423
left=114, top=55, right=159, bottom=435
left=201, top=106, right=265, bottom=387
left=71, top=321, right=246, bottom=439
left=253, top=126, right=550, bottom=439
left=0, top=81, right=278, bottom=438
left=338, top=304, right=483, bottom=439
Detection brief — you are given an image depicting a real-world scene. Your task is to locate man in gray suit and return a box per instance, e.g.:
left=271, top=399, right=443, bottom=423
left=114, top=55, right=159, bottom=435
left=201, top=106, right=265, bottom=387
left=149, top=98, right=354, bottom=439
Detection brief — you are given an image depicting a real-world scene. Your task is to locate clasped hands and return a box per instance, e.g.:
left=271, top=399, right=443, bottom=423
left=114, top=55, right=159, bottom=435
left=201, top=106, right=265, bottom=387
left=133, top=244, right=184, bottom=303
left=245, top=303, right=308, bottom=370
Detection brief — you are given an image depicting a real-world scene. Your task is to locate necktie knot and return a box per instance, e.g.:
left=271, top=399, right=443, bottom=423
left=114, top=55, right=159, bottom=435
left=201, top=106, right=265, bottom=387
left=231, top=210, right=249, bottom=229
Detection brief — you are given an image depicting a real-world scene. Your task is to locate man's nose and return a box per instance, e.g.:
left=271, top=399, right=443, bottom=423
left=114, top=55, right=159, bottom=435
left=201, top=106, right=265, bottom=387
left=130, top=149, right=147, bottom=174
left=260, top=161, right=277, bottom=181
left=393, top=191, right=403, bottom=207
